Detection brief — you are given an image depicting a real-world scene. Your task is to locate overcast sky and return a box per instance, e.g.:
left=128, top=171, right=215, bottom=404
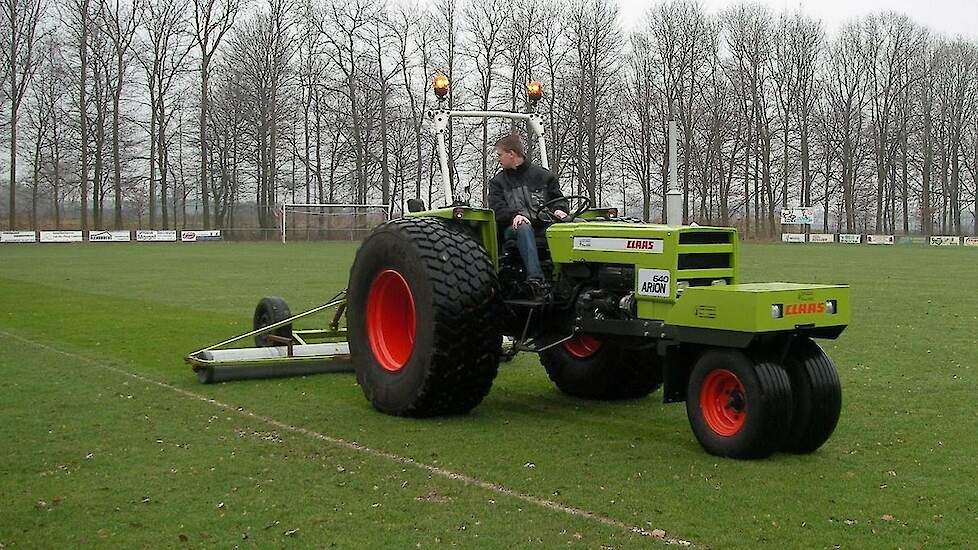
left=617, top=0, right=978, bottom=39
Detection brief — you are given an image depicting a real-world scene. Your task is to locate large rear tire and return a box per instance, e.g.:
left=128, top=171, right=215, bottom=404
left=686, top=349, right=793, bottom=459
left=347, top=217, right=501, bottom=416
left=781, top=338, right=842, bottom=454
left=539, top=335, right=663, bottom=399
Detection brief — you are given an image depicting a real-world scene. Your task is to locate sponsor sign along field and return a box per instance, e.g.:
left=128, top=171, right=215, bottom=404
left=39, top=231, right=83, bottom=243
left=0, top=231, right=37, bottom=243
left=866, top=235, right=894, bottom=245
left=781, top=233, right=806, bottom=243
left=181, top=230, right=222, bottom=242
left=780, top=208, right=815, bottom=225
left=136, top=230, right=178, bottom=242
left=929, top=236, right=960, bottom=246
left=88, top=230, right=131, bottom=242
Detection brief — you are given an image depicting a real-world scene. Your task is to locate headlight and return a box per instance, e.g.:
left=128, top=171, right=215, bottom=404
left=711, top=279, right=727, bottom=286
left=771, top=304, right=783, bottom=319
left=825, top=300, right=837, bottom=314
left=676, top=281, right=689, bottom=296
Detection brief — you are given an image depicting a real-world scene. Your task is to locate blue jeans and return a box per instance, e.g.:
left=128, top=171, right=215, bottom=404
left=504, top=224, right=544, bottom=280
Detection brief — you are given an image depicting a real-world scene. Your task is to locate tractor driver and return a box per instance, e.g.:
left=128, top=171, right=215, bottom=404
left=488, top=134, right=567, bottom=293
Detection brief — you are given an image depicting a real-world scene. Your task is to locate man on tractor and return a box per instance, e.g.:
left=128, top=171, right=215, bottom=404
left=488, top=133, right=568, bottom=296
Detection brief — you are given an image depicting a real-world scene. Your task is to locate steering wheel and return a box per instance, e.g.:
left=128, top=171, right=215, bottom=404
left=532, top=195, right=592, bottom=224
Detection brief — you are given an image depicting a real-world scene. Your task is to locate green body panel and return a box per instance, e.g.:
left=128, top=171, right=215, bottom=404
left=406, top=207, right=848, bottom=337
left=546, top=222, right=740, bottom=320
left=663, top=283, right=849, bottom=333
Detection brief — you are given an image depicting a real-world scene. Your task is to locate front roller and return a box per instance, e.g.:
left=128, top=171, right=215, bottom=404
left=781, top=338, right=842, bottom=454
left=686, top=349, right=794, bottom=459
left=347, top=217, right=502, bottom=416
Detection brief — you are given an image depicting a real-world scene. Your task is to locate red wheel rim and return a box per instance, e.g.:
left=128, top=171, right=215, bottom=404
left=564, top=334, right=602, bottom=359
left=366, top=270, right=416, bottom=372
left=699, top=369, right=747, bottom=436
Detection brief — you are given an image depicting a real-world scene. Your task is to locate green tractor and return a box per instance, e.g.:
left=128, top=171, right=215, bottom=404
left=188, top=79, right=847, bottom=459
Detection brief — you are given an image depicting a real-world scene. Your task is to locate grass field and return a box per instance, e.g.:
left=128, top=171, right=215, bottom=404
left=1, top=240, right=976, bottom=549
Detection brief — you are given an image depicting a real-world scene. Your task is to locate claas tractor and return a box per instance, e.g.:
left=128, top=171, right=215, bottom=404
left=187, top=77, right=848, bottom=459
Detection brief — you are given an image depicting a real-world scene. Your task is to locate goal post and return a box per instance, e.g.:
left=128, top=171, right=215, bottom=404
left=279, top=203, right=393, bottom=243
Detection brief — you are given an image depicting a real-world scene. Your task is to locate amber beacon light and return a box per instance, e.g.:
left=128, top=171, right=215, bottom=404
left=433, top=74, right=450, bottom=98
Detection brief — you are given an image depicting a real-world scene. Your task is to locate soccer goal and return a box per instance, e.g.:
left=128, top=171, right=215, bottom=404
left=279, top=203, right=393, bottom=243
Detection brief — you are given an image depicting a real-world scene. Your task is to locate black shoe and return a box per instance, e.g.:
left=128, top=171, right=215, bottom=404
left=526, top=278, right=551, bottom=300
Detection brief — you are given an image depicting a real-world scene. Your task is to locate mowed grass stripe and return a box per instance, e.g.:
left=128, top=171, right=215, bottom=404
left=0, top=330, right=674, bottom=549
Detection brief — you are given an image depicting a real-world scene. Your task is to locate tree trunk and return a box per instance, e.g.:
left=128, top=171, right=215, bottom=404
left=158, top=95, right=168, bottom=230
left=78, top=0, right=90, bottom=232
left=8, top=0, right=17, bottom=230
left=149, top=100, right=157, bottom=228
left=9, top=71, right=17, bottom=230
left=199, top=60, right=210, bottom=227
left=113, top=55, right=123, bottom=228
left=901, top=132, right=909, bottom=234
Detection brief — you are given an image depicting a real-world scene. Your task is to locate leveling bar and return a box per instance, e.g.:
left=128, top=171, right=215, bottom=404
left=185, top=293, right=355, bottom=383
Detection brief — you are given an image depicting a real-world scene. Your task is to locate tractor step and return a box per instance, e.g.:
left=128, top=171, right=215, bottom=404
left=504, top=298, right=549, bottom=307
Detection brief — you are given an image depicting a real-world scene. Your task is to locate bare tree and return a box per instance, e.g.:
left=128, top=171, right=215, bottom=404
left=933, top=39, right=977, bottom=234
left=389, top=4, right=433, bottom=202
left=568, top=0, right=621, bottom=203
left=318, top=0, right=376, bottom=205
left=192, top=0, right=239, bottom=228
left=825, top=21, right=870, bottom=232
left=621, top=31, right=664, bottom=221
left=462, top=0, right=506, bottom=204
left=100, top=0, right=138, bottom=228
left=2, top=0, right=44, bottom=229
left=136, top=0, right=192, bottom=229
left=651, top=0, right=711, bottom=223
left=227, top=0, right=296, bottom=228
left=724, top=3, right=776, bottom=235
left=62, top=0, right=100, bottom=232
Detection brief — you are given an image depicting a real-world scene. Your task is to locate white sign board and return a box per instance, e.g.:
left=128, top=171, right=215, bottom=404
left=808, top=233, right=835, bottom=243
left=781, top=233, right=806, bottom=243
left=136, top=230, right=177, bottom=242
left=780, top=208, right=815, bottom=225
left=573, top=237, right=663, bottom=254
left=839, top=234, right=862, bottom=244
left=88, top=230, right=131, bottom=242
left=195, top=229, right=222, bottom=241
left=964, top=237, right=978, bottom=248
left=930, top=236, right=960, bottom=246
left=866, top=235, right=894, bottom=245
left=39, top=230, right=83, bottom=243
left=637, top=269, right=671, bottom=298
left=181, top=230, right=223, bottom=242
left=0, top=231, right=37, bottom=243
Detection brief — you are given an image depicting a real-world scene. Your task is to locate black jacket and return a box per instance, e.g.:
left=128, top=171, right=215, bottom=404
left=488, top=161, right=567, bottom=226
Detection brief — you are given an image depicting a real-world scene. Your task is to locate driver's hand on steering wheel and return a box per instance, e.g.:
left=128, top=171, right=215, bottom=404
left=554, top=209, right=568, bottom=220
left=512, top=214, right=531, bottom=230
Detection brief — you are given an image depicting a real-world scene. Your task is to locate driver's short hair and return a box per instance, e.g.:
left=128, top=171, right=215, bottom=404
left=495, top=134, right=525, bottom=158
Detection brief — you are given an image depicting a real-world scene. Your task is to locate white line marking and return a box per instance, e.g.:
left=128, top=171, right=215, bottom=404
left=1, top=330, right=697, bottom=548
